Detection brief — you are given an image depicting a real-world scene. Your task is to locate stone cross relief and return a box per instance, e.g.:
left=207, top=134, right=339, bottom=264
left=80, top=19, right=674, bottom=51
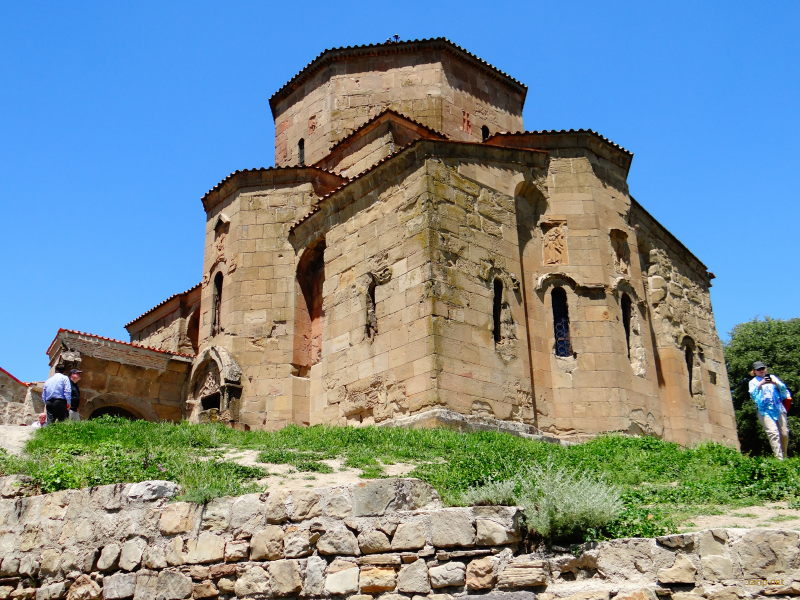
left=196, top=369, right=220, bottom=399
left=542, top=223, right=567, bottom=265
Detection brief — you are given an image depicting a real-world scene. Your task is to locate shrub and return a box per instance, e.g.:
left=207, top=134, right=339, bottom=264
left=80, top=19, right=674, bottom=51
left=458, top=461, right=623, bottom=542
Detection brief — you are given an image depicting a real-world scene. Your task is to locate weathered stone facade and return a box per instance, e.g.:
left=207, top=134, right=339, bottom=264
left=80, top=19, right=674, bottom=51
left=37, top=38, right=736, bottom=445
left=0, top=367, right=41, bottom=426
left=0, top=476, right=797, bottom=599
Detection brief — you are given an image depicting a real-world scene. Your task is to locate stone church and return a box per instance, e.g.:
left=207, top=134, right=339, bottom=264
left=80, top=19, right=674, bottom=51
left=40, top=38, right=737, bottom=446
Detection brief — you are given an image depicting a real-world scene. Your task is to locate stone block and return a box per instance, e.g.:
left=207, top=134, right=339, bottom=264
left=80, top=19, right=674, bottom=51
left=250, top=525, right=285, bottom=560
left=397, top=559, right=430, bottom=594
left=391, top=520, right=427, bottom=550
left=430, top=509, right=475, bottom=548
left=126, top=481, right=179, bottom=502
left=119, top=538, right=146, bottom=572
left=303, top=555, right=327, bottom=597
left=429, top=562, right=466, bottom=588
left=359, top=529, right=392, bottom=554
left=475, top=519, right=520, bottom=545
left=267, top=560, right=302, bottom=596
left=323, top=490, right=353, bottom=518
left=65, top=574, right=101, bottom=600
left=318, top=528, right=360, bottom=555
left=233, top=566, right=271, bottom=597
left=287, top=490, right=321, bottom=521
left=102, top=572, right=137, bottom=599
left=96, top=544, right=120, bottom=572
left=185, top=532, right=225, bottom=564
left=223, top=539, right=249, bottom=562
left=359, top=567, right=397, bottom=593
left=159, top=504, right=197, bottom=535
left=191, top=581, right=218, bottom=599
left=466, top=556, right=496, bottom=590
left=326, top=561, right=359, bottom=595
left=496, top=560, right=548, bottom=588
left=657, top=554, right=696, bottom=584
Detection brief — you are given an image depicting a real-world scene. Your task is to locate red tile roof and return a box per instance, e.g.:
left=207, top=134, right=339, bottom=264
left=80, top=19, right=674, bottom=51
left=269, top=37, right=527, bottom=114
left=201, top=166, right=347, bottom=211
left=0, top=366, right=29, bottom=387
left=486, top=129, right=632, bottom=156
left=125, top=283, right=201, bottom=329
left=48, top=329, right=196, bottom=359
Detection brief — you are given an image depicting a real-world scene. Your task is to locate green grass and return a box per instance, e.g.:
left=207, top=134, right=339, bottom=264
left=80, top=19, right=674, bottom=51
left=1, top=416, right=799, bottom=541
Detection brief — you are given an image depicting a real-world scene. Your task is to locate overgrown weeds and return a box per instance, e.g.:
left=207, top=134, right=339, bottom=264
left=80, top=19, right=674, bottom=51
left=1, top=417, right=798, bottom=542
left=458, top=462, right=623, bottom=541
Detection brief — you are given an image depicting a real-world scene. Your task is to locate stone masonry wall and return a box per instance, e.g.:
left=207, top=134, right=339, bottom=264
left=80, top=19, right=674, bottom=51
left=301, top=160, right=434, bottom=426
left=631, top=202, right=737, bottom=447
left=272, top=51, right=524, bottom=169
left=0, top=476, right=797, bottom=600
left=199, top=181, right=322, bottom=430
left=425, top=157, right=534, bottom=424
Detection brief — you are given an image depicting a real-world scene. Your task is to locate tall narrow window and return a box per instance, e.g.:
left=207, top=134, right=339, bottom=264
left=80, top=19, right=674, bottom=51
left=298, top=138, right=305, bottom=166
left=492, top=278, right=503, bottom=343
left=552, top=287, right=572, bottom=357
left=365, top=275, right=377, bottom=341
left=621, top=293, right=632, bottom=359
left=293, top=240, right=325, bottom=373
left=211, top=272, right=223, bottom=335
left=481, top=125, right=490, bottom=142
left=684, top=343, right=695, bottom=397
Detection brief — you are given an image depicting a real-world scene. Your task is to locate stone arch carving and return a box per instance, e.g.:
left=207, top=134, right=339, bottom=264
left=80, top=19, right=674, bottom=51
left=187, top=346, right=242, bottom=423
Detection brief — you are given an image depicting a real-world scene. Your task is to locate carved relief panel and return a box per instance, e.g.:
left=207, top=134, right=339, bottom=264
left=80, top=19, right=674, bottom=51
left=542, top=221, right=567, bottom=265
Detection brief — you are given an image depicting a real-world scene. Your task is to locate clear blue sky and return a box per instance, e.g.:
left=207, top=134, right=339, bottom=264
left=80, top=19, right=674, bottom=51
left=1, top=1, right=798, bottom=383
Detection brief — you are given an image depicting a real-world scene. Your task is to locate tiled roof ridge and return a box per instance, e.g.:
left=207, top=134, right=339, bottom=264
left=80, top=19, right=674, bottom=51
left=124, top=283, right=201, bottom=328
left=290, top=138, right=547, bottom=232
left=0, top=365, right=29, bottom=387
left=270, top=37, right=527, bottom=111
left=488, top=128, right=632, bottom=156
left=201, top=165, right=346, bottom=204
left=313, top=108, right=449, bottom=165
left=52, top=328, right=196, bottom=359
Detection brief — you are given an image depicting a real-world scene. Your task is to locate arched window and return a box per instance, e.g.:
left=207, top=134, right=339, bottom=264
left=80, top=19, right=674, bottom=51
left=298, top=138, right=305, bottom=166
left=492, top=278, right=503, bottom=343
left=684, top=343, right=695, bottom=397
left=293, top=239, right=325, bottom=373
left=552, top=287, right=572, bottom=357
left=365, top=275, right=377, bottom=341
left=621, top=293, right=632, bottom=359
left=211, top=272, right=223, bottom=336
left=481, top=125, right=490, bottom=142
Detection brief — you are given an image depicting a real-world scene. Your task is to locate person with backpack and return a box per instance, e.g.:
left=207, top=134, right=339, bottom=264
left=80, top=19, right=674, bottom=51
left=749, top=360, right=792, bottom=459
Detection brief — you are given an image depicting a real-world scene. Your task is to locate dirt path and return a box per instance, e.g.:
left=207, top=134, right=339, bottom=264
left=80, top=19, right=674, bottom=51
left=0, top=425, right=34, bottom=455
left=680, top=501, right=800, bottom=532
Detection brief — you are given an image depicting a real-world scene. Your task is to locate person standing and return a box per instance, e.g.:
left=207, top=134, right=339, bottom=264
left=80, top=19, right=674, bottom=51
left=42, top=364, right=72, bottom=424
left=68, top=369, right=82, bottom=421
left=749, top=360, right=792, bottom=459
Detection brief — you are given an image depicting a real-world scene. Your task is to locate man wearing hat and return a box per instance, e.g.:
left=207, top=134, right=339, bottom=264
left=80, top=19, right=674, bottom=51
left=42, top=364, right=72, bottom=424
left=68, top=369, right=83, bottom=421
left=748, top=361, right=791, bottom=459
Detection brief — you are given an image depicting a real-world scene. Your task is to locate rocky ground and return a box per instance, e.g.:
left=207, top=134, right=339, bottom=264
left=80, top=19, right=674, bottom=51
left=2, top=423, right=799, bottom=532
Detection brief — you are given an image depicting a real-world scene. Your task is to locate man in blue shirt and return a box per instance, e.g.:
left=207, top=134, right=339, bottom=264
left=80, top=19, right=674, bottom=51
left=42, top=364, right=72, bottom=425
left=749, top=360, right=792, bottom=459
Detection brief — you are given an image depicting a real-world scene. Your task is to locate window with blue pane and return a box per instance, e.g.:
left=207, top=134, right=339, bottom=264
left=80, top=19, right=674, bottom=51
left=551, top=287, right=572, bottom=357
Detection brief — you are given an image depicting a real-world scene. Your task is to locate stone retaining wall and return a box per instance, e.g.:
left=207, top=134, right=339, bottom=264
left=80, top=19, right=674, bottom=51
left=0, top=477, right=797, bottom=599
